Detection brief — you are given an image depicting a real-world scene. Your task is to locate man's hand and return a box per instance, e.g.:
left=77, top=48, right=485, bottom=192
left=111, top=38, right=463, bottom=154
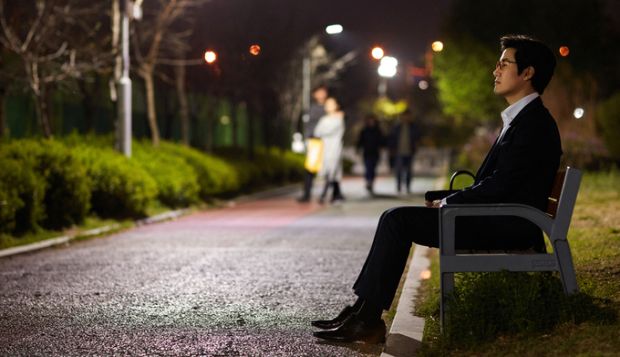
left=425, top=200, right=442, bottom=208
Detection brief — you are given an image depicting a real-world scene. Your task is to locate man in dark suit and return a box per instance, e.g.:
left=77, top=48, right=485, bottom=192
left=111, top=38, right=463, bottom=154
left=312, top=35, right=561, bottom=343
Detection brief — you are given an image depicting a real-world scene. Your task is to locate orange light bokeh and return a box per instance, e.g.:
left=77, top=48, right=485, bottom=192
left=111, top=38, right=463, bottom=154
left=204, top=50, right=217, bottom=64
left=249, top=44, right=261, bottom=56
left=371, top=46, right=384, bottom=60
left=559, top=46, right=570, bottom=57
left=431, top=41, right=444, bottom=52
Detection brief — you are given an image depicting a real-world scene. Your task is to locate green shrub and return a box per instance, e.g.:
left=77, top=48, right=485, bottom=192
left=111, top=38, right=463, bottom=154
left=158, top=142, right=240, bottom=198
left=133, top=141, right=200, bottom=208
left=597, top=92, right=620, bottom=161
left=0, top=139, right=91, bottom=231
left=0, top=156, right=46, bottom=234
left=214, top=147, right=304, bottom=189
left=71, top=145, right=158, bottom=218
left=282, top=150, right=305, bottom=181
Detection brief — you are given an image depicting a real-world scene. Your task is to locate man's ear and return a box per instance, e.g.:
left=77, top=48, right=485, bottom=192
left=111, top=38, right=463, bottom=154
left=523, top=66, right=535, bottom=81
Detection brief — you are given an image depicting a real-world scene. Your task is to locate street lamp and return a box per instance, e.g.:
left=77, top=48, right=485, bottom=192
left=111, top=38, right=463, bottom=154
left=301, top=25, right=343, bottom=132
left=371, top=46, right=385, bottom=60
left=116, top=0, right=142, bottom=158
left=325, top=24, right=343, bottom=35
left=204, top=50, right=217, bottom=64
left=377, top=55, right=398, bottom=97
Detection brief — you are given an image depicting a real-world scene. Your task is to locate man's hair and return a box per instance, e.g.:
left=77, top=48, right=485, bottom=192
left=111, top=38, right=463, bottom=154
left=312, top=85, right=328, bottom=93
left=500, top=35, right=556, bottom=94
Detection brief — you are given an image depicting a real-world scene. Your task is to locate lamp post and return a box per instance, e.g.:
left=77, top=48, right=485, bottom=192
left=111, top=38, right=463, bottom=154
left=117, top=0, right=132, bottom=157
left=301, top=25, right=343, bottom=134
left=116, top=0, right=141, bottom=158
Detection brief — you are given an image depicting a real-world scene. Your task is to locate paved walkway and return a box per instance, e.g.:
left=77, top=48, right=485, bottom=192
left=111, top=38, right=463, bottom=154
left=0, top=175, right=437, bottom=356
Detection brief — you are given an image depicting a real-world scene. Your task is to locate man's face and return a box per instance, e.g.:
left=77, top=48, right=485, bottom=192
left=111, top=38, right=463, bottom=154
left=313, top=88, right=328, bottom=104
left=493, top=48, right=533, bottom=103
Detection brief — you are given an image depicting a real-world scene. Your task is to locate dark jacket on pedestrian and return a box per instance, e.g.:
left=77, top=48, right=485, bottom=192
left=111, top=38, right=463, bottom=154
left=357, top=125, right=385, bottom=160
left=387, top=122, right=419, bottom=156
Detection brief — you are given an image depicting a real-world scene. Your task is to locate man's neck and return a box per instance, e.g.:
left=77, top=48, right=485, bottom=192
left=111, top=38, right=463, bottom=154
left=505, top=88, right=537, bottom=105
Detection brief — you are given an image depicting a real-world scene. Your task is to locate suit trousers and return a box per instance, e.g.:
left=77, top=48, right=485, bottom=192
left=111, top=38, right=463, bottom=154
left=353, top=206, right=438, bottom=310
left=352, top=205, right=544, bottom=310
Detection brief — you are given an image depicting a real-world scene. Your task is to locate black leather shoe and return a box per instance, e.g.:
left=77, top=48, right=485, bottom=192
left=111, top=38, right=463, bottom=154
left=311, top=305, right=355, bottom=330
left=313, top=315, right=386, bottom=344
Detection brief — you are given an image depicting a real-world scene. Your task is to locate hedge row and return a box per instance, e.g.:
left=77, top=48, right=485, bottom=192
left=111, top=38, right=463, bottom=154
left=0, top=137, right=304, bottom=236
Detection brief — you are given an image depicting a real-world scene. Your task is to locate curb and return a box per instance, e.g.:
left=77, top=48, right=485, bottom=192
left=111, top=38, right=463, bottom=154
left=0, top=209, right=187, bottom=259
left=381, top=244, right=431, bottom=357
left=0, top=183, right=301, bottom=259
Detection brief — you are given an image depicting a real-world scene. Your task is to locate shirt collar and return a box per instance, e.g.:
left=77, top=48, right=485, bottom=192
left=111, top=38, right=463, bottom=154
left=500, top=92, right=539, bottom=128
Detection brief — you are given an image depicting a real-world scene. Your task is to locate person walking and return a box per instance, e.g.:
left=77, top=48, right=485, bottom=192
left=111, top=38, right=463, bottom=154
left=357, top=115, right=385, bottom=195
left=388, top=110, right=419, bottom=194
left=298, top=86, right=328, bottom=203
left=312, top=34, right=561, bottom=343
left=314, top=97, right=346, bottom=204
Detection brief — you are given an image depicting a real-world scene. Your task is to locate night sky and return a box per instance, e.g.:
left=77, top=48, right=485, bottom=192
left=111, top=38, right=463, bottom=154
left=189, top=0, right=453, bottom=110
left=195, top=0, right=452, bottom=62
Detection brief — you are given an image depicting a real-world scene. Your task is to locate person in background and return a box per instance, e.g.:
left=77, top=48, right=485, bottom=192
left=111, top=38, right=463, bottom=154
left=357, top=115, right=385, bottom=195
left=388, top=110, right=419, bottom=194
left=314, top=97, right=346, bottom=204
left=298, top=85, right=328, bottom=203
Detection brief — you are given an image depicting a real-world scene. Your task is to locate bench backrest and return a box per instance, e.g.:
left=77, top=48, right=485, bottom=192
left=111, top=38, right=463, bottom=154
left=547, top=167, right=582, bottom=240
left=546, top=170, right=566, bottom=218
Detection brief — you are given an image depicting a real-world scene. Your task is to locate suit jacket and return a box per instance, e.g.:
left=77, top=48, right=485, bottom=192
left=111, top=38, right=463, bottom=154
left=445, top=97, right=562, bottom=250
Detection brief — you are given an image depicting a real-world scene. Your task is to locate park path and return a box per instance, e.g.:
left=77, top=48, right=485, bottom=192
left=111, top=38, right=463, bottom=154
left=0, top=176, right=434, bottom=356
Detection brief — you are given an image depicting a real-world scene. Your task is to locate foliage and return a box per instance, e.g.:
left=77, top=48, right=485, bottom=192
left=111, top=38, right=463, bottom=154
left=71, top=145, right=158, bottom=219
left=432, top=37, right=504, bottom=125
left=133, top=141, right=201, bottom=208
left=215, top=147, right=305, bottom=190
left=0, top=156, right=45, bottom=235
left=0, top=139, right=91, bottom=231
left=416, top=169, right=620, bottom=355
left=158, top=142, right=241, bottom=198
left=596, top=92, right=620, bottom=162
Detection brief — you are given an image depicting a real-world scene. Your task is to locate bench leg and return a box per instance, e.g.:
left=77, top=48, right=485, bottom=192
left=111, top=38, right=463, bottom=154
left=554, top=240, right=579, bottom=294
left=440, top=271, right=455, bottom=332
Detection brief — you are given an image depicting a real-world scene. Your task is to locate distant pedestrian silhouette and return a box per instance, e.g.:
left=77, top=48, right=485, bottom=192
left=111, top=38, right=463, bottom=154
left=357, top=115, right=385, bottom=195
left=388, top=110, right=419, bottom=194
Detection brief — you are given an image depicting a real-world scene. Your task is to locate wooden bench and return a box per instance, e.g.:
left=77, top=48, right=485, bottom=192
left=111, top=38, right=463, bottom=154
left=438, top=167, right=582, bottom=330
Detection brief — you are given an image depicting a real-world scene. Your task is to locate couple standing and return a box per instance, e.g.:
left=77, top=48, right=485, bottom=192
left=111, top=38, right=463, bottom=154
left=299, top=86, right=345, bottom=204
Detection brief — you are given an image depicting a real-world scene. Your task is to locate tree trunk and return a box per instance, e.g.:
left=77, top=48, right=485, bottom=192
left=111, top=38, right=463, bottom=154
left=0, top=87, right=6, bottom=138
left=248, top=102, right=255, bottom=160
left=79, top=78, right=96, bottom=133
left=231, top=100, right=238, bottom=148
left=174, top=62, right=190, bottom=146
left=33, top=83, right=53, bottom=138
left=142, top=71, right=160, bottom=146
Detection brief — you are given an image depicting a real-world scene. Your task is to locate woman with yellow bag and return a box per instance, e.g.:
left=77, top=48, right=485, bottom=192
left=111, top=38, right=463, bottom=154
left=313, top=97, right=346, bottom=204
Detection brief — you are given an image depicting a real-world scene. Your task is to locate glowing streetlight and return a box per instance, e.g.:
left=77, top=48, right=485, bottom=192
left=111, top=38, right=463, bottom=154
left=325, top=24, right=343, bottom=35
left=249, top=44, right=261, bottom=56
left=378, top=56, right=398, bottom=78
left=573, top=107, right=585, bottom=119
left=204, top=50, right=217, bottom=64
left=559, top=46, right=570, bottom=57
left=377, top=56, right=398, bottom=97
left=371, top=46, right=385, bottom=60
left=431, top=41, right=444, bottom=52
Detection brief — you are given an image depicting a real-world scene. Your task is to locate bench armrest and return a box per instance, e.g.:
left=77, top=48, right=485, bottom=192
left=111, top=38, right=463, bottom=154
left=439, top=203, right=555, bottom=254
